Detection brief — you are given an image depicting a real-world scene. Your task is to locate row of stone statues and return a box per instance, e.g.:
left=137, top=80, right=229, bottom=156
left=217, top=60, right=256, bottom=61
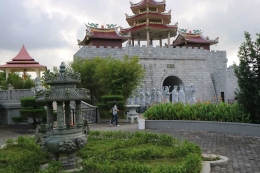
left=127, top=85, right=197, bottom=106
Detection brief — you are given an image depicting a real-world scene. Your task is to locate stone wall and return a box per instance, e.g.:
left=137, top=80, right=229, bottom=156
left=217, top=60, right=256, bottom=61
left=74, top=45, right=237, bottom=102
left=0, top=88, right=34, bottom=124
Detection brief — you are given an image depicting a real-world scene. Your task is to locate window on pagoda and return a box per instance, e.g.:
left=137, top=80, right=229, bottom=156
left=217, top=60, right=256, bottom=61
left=149, top=7, right=157, bottom=12
left=150, top=20, right=161, bottom=24
left=137, top=20, right=146, bottom=25
left=140, top=8, right=146, bottom=13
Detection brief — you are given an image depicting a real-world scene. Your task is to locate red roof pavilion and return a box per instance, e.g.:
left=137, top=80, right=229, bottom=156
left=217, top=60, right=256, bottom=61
left=172, top=30, right=219, bottom=50
left=78, top=26, right=130, bottom=48
left=0, top=45, right=47, bottom=80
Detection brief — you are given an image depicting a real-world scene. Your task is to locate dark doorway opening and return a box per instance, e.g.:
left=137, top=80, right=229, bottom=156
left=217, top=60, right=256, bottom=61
left=221, top=92, right=225, bottom=102
left=163, top=76, right=183, bottom=102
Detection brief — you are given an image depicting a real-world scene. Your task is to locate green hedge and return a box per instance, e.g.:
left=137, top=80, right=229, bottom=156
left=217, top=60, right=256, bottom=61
left=20, top=97, right=46, bottom=108
left=143, top=102, right=250, bottom=123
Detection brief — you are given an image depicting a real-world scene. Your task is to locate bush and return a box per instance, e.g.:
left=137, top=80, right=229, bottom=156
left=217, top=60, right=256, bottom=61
left=11, top=97, right=47, bottom=127
left=143, top=102, right=250, bottom=123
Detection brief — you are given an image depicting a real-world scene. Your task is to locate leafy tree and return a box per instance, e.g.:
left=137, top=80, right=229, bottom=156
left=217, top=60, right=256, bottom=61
left=70, top=56, right=145, bottom=103
left=0, top=72, right=34, bottom=90
left=234, top=31, right=260, bottom=123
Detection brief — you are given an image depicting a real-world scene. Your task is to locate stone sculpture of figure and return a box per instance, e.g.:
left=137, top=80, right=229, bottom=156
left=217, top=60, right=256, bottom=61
left=134, top=89, right=139, bottom=105
left=155, top=87, right=162, bottom=103
left=163, top=86, right=170, bottom=103
left=139, top=88, right=145, bottom=106
left=190, top=85, right=197, bottom=104
left=185, top=85, right=192, bottom=104
left=35, top=77, right=43, bottom=92
left=127, top=93, right=134, bottom=105
left=145, top=87, right=150, bottom=105
left=178, top=84, right=186, bottom=104
left=162, top=86, right=166, bottom=100
left=171, top=85, right=179, bottom=104
left=150, top=88, right=156, bottom=104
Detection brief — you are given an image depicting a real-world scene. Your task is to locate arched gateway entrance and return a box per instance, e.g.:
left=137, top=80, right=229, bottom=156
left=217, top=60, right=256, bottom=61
left=162, top=76, right=184, bottom=102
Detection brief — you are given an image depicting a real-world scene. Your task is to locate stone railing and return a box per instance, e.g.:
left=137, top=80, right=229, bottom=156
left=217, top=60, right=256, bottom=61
left=0, top=87, right=34, bottom=102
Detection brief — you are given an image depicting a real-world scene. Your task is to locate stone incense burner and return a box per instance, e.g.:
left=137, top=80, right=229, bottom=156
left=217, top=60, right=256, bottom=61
left=35, top=62, right=90, bottom=171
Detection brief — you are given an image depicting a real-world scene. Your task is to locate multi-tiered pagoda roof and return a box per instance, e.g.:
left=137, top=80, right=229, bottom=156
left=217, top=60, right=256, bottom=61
left=121, top=0, right=177, bottom=47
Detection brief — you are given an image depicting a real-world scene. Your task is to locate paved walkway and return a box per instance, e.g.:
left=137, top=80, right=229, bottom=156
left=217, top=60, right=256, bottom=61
left=1, top=121, right=260, bottom=173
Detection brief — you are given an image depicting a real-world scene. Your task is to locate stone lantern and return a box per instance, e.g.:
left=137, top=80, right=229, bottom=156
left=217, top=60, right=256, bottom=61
left=35, top=62, right=90, bottom=171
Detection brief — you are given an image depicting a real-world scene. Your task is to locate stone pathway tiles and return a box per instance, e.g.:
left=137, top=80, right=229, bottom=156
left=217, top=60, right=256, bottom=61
left=1, top=122, right=260, bottom=172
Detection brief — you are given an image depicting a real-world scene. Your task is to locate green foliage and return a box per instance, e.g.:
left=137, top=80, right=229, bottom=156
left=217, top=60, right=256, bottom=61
left=20, top=97, right=46, bottom=108
left=70, top=56, right=145, bottom=103
left=79, top=131, right=202, bottom=173
left=0, top=136, right=50, bottom=173
left=234, top=31, right=260, bottom=123
left=97, top=94, right=125, bottom=118
left=0, top=72, right=34, bottom=90
left=0, top=131, right=202, bottom=173
left=12, top=97, right=47, bottom=127
left=143, top=102, right=250, bottom=123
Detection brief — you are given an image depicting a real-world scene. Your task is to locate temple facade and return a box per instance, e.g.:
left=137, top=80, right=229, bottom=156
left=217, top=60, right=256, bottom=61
left=74, top=0, right=238, bottom=103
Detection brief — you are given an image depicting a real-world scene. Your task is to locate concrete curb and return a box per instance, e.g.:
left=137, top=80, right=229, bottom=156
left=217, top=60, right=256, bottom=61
left=201, top=154, right=228, bottom=173
left=144, top=120, right=260, bottom=137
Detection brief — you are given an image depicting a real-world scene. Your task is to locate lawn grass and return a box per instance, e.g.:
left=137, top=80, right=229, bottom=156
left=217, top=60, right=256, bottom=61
left=0, top=131, right=202, bottom=173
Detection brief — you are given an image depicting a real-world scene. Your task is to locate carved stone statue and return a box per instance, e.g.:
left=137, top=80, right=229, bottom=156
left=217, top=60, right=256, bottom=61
left=134, top=89, right=139, bottom=105
left=178, top=85, right=186, bottom=104
left=171, top=85, right=179, bottom=104
left=163, top=86, right=170, bottom=103
left=139, top=88, right=145, bottom=106
left=155, top=87, right=162, bottom=103
left=150, top=88, right=156, bottom=104
left=35, top=77, right=43, bottom=92
left=185, top=85, right=192, bottom=104
left=190, top=85, right=197, bottom=104
left=145, top=87, right=150, bottom=105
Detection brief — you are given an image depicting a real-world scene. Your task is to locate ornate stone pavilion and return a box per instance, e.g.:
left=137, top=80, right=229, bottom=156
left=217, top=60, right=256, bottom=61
left=0, top=45, right=47, bottom=80
left=120, top=0, right=177, bottom=47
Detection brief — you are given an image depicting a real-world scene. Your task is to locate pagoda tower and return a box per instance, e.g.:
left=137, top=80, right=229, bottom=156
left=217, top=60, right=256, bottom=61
left=0, top=45, right=46, bottom=80
left=120, top=0, right=178, bottom=47
left=78, top=23, right=130, bottom=48
left=172, top=29, right=219, bottom=50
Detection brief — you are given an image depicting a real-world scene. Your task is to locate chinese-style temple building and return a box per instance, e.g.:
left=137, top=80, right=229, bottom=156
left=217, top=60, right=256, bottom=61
left=0, top=45, right=47, bottom=80
left=78, top=23, right=130, bottom=48
left=120, top=0, right=177, bottom=47
left=173, top=29, right=219, bottom=50
left=74, top=0, right=238, bottom=102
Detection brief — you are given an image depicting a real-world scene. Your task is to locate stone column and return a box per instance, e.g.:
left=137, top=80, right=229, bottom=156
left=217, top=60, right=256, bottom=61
left=46, top=102, right=54, bottom=125
left=146, top=30, right=150, bottom=47
left=5, top=68, right=10, bottom=80
left=131, top=38, right=134, bottom=47
left=159, top=36, right=162, bottom=47
left=64, top=101, right=71, bottom=127
left=138, top=34, right=140, bottom=46
left=75, top=100, right=83, bottom=127
left=168, top=30, right=171, bottom=48
left=57, top=101, right=65, bottom=129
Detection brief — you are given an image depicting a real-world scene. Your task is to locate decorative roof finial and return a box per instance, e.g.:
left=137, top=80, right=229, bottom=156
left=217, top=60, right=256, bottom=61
left=59, top=62, right=66, bottom=74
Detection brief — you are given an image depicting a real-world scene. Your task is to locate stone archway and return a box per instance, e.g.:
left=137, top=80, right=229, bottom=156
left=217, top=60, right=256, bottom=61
left=162, top=75, right=184, bottom=101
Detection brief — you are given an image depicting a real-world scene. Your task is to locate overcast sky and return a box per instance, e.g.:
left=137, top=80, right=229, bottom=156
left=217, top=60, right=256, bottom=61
left=0, top=0, right=260, bottom=75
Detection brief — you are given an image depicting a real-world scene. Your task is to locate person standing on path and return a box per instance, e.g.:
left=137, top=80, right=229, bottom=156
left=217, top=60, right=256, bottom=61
left=110, top=101, right=120, bottom=126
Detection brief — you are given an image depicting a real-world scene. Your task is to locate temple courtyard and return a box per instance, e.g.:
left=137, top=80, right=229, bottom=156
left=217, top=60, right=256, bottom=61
left=0, top=119, right=259, bottom=173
